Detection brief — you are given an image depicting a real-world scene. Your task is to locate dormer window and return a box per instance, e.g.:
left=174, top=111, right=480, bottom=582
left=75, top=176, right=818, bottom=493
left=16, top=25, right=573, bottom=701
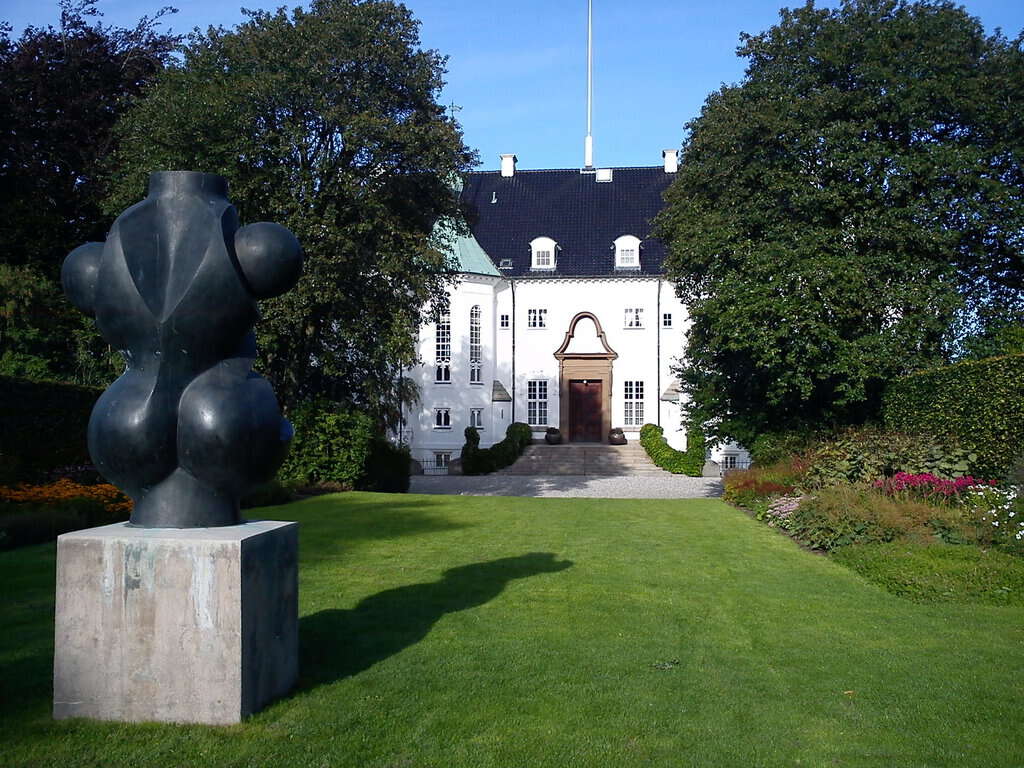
left=614, top=235, right=641, bottom=270
left=530, top=237, right=558, bottom=271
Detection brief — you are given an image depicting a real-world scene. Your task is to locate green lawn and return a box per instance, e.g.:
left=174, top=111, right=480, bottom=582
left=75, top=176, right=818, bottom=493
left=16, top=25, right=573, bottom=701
left=2, top=492, right=1022, bottom=767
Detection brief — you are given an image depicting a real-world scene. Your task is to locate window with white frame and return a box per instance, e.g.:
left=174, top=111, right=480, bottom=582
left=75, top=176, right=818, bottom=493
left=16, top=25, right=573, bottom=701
left=433, top=408, right=451, bottom=429
left=469, top=305, right=482, bottom=384
left=614, top=235, right=641, bottom=269
left=722, top=455, right=738, bottom=470
left=470, top=408, right=483, bottom=429
left=527, top=380, right=548, bottom=426
left=500, top=314, right=510, bottom=329
left=528, top=308, right=547, bottom=328
left=662, top=312, right=673, bottom=328
left=624, top=307, right=644, bottom=328
left=435, top=312, right=450, bottom=382
left=530, top=236, right=557, bottom=270
left=624, top=381, right=644, bottom=426
left=433, top=452, right=451, bottom=469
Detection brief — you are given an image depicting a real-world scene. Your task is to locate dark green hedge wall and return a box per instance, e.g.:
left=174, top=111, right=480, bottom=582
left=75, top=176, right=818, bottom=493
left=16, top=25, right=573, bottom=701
left=0, top=376, right=100, bottom=484
left=882, top=354, right=1024, bottom=480
left=639, top=423, right=705, bottom=477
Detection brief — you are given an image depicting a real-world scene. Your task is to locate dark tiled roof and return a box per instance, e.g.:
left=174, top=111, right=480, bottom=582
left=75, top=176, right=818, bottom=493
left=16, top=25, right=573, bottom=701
left=460, top=166, right=673, bottom=277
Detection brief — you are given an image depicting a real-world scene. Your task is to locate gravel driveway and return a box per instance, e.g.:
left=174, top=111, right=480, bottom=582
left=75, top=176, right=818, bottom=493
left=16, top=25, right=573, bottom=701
left=409, top=473, right=723, bottom=499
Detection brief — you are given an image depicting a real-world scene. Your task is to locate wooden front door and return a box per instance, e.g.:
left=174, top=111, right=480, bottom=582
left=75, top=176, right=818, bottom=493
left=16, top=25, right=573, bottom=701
left=570, top=380, right=603, bottom=442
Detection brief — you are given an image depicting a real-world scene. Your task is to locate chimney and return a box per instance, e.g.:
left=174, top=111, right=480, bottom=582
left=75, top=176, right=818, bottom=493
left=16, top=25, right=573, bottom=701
left=500, top=154, right=517, bottom=178
left=662, top=149, right=678, bottom=174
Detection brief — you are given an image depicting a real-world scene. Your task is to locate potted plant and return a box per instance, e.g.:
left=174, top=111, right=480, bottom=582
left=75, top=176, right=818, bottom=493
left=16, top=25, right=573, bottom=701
left=545, top=427, right=562, bottom=445
left=608, top=427, right=627, bottom=445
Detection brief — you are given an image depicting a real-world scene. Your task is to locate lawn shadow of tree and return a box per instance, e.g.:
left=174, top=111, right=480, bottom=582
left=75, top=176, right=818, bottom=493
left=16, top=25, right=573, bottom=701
left=296, top=552, right=573, bottom=692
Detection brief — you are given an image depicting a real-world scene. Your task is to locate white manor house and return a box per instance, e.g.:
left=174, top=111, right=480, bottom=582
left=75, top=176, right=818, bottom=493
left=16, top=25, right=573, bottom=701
left=401, top=151, right=750, bottom=474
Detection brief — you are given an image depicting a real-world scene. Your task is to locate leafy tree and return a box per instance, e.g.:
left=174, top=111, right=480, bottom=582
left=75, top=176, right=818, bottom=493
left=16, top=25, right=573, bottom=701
left=0, top=0, right=180, bottom=383
left=656, top=0, right=1024, bottom=446
left=106, top=0, right=476, bottom=421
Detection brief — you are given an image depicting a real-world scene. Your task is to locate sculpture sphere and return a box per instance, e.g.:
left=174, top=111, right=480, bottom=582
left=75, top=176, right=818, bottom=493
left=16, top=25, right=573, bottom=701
left=62, top=171, right=302, bottom=527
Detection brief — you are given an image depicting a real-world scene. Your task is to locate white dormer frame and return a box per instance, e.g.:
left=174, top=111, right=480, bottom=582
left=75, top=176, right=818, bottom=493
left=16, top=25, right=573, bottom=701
left=614, top=235, right=641, bottom=269
left=530, top=236, right=558, bottom=271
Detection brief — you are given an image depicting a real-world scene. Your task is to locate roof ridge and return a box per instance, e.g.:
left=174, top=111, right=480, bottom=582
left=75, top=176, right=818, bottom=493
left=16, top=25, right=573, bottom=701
left=470, top=165, right=664, bottom=175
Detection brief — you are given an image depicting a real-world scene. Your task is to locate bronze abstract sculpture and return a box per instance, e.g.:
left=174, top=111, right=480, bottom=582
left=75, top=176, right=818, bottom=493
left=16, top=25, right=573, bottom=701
left=62, top=171, right=302, bottom=527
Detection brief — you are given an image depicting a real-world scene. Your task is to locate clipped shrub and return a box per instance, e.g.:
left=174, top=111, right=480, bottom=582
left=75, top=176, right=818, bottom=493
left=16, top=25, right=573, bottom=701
left=787, top=485, right=962, bottom=552
left=240, top=480, right=295, bottom=509
left=357, top=438, right=411, bottom=493
left=639, top=423, right=703, bottom=476
left=0, top=376, right=100, bottom=484
left=883, top=353, right=1024, bottom=479
left=461, top=423, right=532, bottom=475
left=276, top=399, right=375, bottom=489
left=805, top=427, right=975, bottom=487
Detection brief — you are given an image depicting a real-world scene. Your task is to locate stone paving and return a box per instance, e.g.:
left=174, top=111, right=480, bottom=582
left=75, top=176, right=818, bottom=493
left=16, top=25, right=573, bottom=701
left=409, top=473, right=723, bottom=499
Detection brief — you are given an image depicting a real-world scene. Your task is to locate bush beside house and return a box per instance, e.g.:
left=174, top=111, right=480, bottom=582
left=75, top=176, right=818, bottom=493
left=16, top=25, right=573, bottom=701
left=460, top=423, right=532, bottom=475
left=639, top=423, right=704, bottom=476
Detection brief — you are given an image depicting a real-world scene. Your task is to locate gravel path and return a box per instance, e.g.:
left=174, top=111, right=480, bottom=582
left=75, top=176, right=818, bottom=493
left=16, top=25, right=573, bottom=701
left=409, top=473, right=723, bottom=499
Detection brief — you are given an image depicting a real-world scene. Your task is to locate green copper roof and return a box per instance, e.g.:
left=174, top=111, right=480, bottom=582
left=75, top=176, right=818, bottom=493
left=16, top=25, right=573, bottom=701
left=434, top=216, right=500, bottom=277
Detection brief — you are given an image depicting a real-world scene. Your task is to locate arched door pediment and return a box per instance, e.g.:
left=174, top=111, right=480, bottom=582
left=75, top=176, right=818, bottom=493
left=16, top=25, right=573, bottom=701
left=554, top=311, right=618, bottom=360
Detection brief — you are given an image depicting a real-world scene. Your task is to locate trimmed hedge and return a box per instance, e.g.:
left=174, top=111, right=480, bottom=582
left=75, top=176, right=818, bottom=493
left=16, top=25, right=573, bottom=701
left=0, top=376, right=100, bottom=484
left=277, top=399, right=409, bottom=492
left=461, top=423, right=532, bottom=475
left=883, top=354, right=1024, bottom=480
left=639, top=423, right=705, bottom=476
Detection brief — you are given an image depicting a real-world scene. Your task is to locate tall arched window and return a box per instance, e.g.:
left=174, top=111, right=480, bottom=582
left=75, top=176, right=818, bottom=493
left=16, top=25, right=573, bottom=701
left=469, top=305, right=482, bottom=384
left=435, top=312, right=451, bottom=383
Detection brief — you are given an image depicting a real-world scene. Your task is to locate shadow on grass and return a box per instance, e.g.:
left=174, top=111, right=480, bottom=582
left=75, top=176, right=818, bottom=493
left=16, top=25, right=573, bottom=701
left=273, top=494, right=473, bottom=560
left=297, top=552, right=573, bottom=692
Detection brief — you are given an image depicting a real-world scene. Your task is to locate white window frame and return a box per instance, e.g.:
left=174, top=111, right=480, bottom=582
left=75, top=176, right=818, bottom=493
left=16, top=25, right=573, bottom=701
left=624, top=380, right=645, bottom=426
left=530, top=236, right=558, bottom=271
left=500, top=313, right=510, bottom=329
left=614, top=235, right=641, bottom=269
left=624, top=307, right=644, bottom=329
left=662, top=312, right=673, bottom=328
left=470, top=408, right=483, bottom=429
left=435, top=312, right=451, bottom=383
left=527, top=380, right=548, bottom=426
left=433, top=408, right=451, bottom=429
left=722, top=455, right=738, bottom=470
left=433, top=452, right=451, bottom=469
left=469, top=305, right=482, bottom=384
left=528, top=308, right=548, bottom=329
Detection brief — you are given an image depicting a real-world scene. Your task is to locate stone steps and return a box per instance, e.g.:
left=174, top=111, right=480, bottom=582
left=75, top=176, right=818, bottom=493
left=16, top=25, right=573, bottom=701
left=495, top=442, right=669, bottom=477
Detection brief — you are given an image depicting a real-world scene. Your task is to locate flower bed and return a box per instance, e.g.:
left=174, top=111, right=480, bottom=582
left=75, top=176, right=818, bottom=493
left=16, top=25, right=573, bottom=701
left=0, top=478, right=133, bottom=550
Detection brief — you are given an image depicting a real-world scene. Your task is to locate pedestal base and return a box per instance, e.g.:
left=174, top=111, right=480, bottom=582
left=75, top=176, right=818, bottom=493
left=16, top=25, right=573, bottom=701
left=53, top=520, right=298, bottom=725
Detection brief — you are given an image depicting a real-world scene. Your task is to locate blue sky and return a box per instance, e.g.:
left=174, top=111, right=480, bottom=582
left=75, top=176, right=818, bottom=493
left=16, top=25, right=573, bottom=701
left=4, top=0, right=1023, bottom=171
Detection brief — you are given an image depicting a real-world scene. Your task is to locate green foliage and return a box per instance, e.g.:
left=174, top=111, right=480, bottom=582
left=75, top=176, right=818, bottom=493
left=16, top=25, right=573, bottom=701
left=787, top=485, right=962, bottom=552
left=639, top=423, right=704, bottom=477
left=106, top=0, right=477, bottom=419
left=0, top=2, right=179, bottom=386
left=748, top=429, right=822, bottom=467
left=277, top=399, right=376, bottom=489
left=0, top=376, right=100, bottom=484
left=240, top=480, right=295, bottom=510
left=806, top=428, right=974, bottom=486
left=883, top=354, right=1024, bottom=480
left=834, top=542, right=1024, bottom=605
left=357, top=438, right=411, bottom=493
left=461, top=423, right=531, bottom=475
left=655, top=0, right=1024, bottom=443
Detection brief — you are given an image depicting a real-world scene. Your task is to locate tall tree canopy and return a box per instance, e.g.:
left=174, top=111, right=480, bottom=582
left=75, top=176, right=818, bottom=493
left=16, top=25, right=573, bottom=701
left=656, top=0, right=1024, bottom=445
left=107, top=0, right=476, bottom=421
left=0, top=0, right=180, bottom=382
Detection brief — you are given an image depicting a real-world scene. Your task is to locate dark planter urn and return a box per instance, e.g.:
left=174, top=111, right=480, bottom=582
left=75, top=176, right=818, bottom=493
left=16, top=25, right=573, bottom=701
left=61, top=171, right=303, bottom=528
left=608, top=428, right=627, bottom=445
left=545, top=428, right=562, bottom=445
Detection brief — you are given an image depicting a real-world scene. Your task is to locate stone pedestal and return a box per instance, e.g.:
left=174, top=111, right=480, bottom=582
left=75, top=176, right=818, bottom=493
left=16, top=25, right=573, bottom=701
left=53, top=520, right=298, bottom=725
